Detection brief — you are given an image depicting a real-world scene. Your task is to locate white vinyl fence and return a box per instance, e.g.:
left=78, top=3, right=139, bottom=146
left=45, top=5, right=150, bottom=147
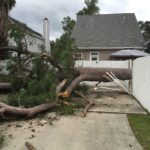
left=133, top=56, right=150, bottom=112
left=75, top=60, right=131, bottom=86
left=75, top=60, right=130, bottom=68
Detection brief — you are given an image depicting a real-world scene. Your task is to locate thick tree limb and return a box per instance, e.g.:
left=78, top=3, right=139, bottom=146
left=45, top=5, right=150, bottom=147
left=74, top=67, right=132, bottom=80
left=0, top=80, right=66, bottom=120
left=0, top=46, right=30, bottom=54
left=0, top=101, right=57, bottom=118
left=0, top=82, right=11, bottom=90
left=24, top=52, right=62, bottom=71
left=58, top=68, right=132, bottom=98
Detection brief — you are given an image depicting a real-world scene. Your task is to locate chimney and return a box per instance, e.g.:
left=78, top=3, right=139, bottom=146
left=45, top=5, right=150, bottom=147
left=43, top=18, right=51, bottom=54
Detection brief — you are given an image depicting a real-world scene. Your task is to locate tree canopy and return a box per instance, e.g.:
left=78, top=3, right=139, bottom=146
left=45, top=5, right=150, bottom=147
left=0, top=0, right=16, bottom=58
left=77, top=0, right=100, bottom=15
left=139, top=21, right=150, bottom=53
left=0, top=0, right=16, bottom=13
left=61, top=16, right=75, bottom=36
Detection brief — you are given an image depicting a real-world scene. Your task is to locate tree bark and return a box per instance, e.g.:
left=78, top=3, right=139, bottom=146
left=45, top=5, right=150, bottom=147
left=0, top=83, right=11, bottom=90
left=0, top=79, right=66, bottom=120
left=0, top=5, right=7, bottom=48
left=58, top=68, right=132, bottom=98
left=0, top=101, right=57, bottom=120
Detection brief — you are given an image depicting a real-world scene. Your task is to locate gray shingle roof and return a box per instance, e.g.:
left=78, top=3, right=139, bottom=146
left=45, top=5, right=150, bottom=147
left=72, top=13, right=144, bottom=49
left=9, top=17, right=43, bottom=38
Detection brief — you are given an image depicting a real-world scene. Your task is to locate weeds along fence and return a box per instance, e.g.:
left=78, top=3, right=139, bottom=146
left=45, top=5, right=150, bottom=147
left=132, top=56, right=150, bottom=112
left=75, top=60, right=131, bottom=86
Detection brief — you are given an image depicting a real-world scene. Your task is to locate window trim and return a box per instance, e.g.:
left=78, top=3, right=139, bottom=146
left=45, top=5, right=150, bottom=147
left=90, top=51, right=99, bottom=61
left=74, top=53, right=83, bottom=60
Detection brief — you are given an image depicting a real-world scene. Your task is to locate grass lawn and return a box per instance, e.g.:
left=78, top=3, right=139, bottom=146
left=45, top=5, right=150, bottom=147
left=128, top=114, right=150, bottom=150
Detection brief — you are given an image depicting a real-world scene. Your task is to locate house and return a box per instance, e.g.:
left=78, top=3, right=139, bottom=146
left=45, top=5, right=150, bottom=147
left=8, top=17, right=45, bottom=54
left=72, top=13, right=144, bottom=61
left=0, top=17, right=48, bottom=74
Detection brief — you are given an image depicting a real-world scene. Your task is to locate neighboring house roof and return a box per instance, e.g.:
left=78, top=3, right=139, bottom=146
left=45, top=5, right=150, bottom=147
left=110, top=49, right=149, bottom=58
left=72, top=13, right=144, bottom=49
left=9, top=17, right=43, bottom=39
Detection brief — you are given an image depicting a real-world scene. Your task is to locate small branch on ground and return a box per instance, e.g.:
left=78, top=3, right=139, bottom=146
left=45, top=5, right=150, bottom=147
left=81, top=101, right=95, bottom=117
left=74, top=90, right=95, bottom=117
left=25, top=142, right=36, bottom=150
left=74, top=90, right=90, bottom=103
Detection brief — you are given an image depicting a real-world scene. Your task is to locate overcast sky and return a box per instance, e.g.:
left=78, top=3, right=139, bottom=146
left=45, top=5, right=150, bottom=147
left=10, top=0, right=150, bottom=41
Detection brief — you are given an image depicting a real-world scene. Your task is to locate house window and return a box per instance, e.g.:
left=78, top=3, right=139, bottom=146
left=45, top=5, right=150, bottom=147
left=74, top=53, right=83, bottom=60
left=90, top=52, right=99, bottom=61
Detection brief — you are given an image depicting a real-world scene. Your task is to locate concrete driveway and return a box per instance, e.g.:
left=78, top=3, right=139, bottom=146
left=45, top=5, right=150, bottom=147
left=1, top=113, right=143, bottom=150
left=0, top=90, right=146, bottom=150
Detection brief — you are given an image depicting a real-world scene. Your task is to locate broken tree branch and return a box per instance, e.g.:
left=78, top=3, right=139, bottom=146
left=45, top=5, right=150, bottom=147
left=82, top=101, right=95, bottom=117
left=0, top=80, right=66, bottom=120
left=74, top=90, right=95, bottom=117
left=74, top=90, right=90, bottom=103
left=59, top=68, right=132, bottom=98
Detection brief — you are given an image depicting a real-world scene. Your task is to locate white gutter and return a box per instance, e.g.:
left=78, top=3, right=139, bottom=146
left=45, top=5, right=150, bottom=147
left=43, top=18, right=50, bottom=54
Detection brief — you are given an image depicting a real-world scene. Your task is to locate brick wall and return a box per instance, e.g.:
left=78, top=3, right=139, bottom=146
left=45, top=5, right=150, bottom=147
left=76, top=49, right=119, bottom=60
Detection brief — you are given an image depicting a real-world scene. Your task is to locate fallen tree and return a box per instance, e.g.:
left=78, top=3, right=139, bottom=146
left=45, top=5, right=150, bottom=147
left=58, top=67, right=132, bottom=98
left=0, top=66, right=132, bottom=119
left=0, top=2, right=132, bottom=120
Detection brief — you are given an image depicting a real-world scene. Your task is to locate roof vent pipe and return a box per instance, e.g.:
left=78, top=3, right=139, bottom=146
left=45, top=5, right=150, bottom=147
left=43, top=18, right=50, bottom=54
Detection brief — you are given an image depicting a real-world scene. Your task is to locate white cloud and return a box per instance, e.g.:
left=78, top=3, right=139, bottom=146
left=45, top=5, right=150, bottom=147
left=10, top=0, right=150, bottom=40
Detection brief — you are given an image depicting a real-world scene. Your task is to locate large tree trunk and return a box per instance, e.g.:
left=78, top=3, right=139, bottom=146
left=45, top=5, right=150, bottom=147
left=0, top=5, right=8, bottom=59
left=0, top=67, right=132, bottom=120
left=58, top=68, right=132, bottom=98
left=0, top=6, right=7, bottom=47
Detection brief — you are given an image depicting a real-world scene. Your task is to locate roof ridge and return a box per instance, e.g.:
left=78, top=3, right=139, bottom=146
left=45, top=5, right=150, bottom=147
left=77, top=13, right=135, bottom=18
left=8, top=16, right=42, bottom=38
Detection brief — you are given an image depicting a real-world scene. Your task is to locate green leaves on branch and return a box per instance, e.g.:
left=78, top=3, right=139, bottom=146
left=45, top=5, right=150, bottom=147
left=9, top=25, right=28, bottom=51
left=139, top=21, right=150, bottom=53
left=77, top=0, right=100, bottom=15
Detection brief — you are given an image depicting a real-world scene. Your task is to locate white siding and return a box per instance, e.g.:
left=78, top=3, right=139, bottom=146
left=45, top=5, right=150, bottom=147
left=8, top=34, right=45, bottom=53
left=133, top=56, right=150, bottom=112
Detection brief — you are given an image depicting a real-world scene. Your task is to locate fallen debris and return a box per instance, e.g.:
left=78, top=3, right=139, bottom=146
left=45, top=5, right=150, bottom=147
left=74, top=90, right=95, bottom=117
left=0, top=79, right=66, bottom=120
left=25, top=141, right=36, bottom=150
left=58, top=68, right=132, bottom=98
